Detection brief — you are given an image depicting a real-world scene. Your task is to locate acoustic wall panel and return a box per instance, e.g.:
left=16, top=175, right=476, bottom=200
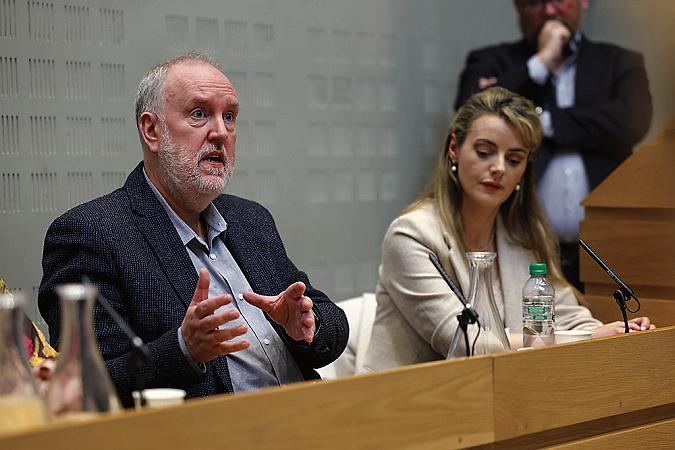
left=65, top=170, right=94, bottom=209
left=28, top=58, right=55, bottom=99
left=0, top=115, right=20, bottom=155
left=355, top=124, right=376, bottom=157
left=101, top=171, right=126, bottom=192
left=27, top=1, right=54, bottom=41
left=65, top=116, right=92, bottom=155
left=30, top=171, right=57, bottom=212
left=29, top=115, right=56, bottom=155
left=0, top=0, right=17, bottom=39
left=223, top=19, right=247, bottom=56
left=195, top=17, right=218, bottom=54
left=165, top=14, right=188, bottom=52
left=65, top=60, right=91, bottom=100
left=0, top=57, right=19, bottom=97
left=100, top=117, right=126, bottom=156
left=0, top=172, right=20, bottom=213
left=99, top=7, right=124, bottom=46
left=64, top=4, right=91, bottom=44
left=100, top=62, right=125, bottom=101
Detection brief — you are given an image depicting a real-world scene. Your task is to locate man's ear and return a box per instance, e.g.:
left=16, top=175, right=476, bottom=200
left=139, top=112, right=160, bottom=154
left=580, top=0, right=589, bottom=12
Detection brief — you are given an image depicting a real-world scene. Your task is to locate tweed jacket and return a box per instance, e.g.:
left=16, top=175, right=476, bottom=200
left=363, top=203, right=601, bottom=372
left=39, top=163, right=348, bottom=406
left=454, top=36, right=652, bottom=189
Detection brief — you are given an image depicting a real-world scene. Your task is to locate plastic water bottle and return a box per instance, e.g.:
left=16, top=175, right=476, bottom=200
left=522, top=263, right=555, bottom=347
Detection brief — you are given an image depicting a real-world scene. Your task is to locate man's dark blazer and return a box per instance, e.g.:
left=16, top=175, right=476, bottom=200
left=455, top=36, right=652, bottom=189
left=39, top=163, right=349, bottom=406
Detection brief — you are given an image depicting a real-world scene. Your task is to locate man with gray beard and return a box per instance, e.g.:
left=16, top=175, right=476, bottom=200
left=38, top=53, right=349, bottom=407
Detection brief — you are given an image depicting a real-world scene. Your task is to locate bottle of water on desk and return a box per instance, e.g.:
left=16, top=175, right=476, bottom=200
left=522, top=263, right=555, bottom=347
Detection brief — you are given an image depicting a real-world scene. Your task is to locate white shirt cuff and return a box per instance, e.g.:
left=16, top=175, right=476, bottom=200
left=178, top=327, right=207, bottom=374
left=527, top=55, right=549, bottom=86
left=539, top=110, right=554, bottom=138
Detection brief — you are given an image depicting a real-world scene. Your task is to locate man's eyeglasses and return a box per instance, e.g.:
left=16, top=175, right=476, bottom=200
left=515, top=0, right=566, bottom=10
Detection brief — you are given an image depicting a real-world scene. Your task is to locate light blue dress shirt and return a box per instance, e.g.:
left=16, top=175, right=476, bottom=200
left=144, top=170, right=304, bottom=392
left=527, top=33, right=589, bottom=243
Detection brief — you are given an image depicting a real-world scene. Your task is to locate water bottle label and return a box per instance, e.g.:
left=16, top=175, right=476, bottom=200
left=523, top=303, right=553, bottom=321
left=527, top=305, right=546, bottom=315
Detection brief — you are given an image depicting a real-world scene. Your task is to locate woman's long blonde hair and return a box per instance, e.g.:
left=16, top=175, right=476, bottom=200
left=406, top=87, right=567, bottom=285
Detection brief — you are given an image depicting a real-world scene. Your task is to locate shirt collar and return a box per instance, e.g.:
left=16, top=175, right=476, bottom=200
left=557, top=31, right=582, bottom=70
left=143, top=168, right=227, bottom=247
left=569, top=31, right=582, bottom=54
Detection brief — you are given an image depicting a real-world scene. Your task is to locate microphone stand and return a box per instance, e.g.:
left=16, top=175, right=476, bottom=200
left=578, top=239, right=641, bottom=334
left=83, top=277, right=153, bottom=406
left=428, top=253, right=481, bottom=356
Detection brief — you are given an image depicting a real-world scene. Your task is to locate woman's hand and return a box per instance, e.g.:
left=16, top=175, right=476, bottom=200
left=591, top=317, right=655, bottom=338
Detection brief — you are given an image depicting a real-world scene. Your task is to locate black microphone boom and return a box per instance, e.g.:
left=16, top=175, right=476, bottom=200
left=428, top=252, right=481, bottom=357
left=578, top=239, right=640, bottom=333
left=578, top=239, right=637, bottom=301
left=428, top=253, right=471, bottom=308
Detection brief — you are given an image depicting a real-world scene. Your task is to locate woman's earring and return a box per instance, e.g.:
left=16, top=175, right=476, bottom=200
left=515, top=183, right=521, bottom=192
left=451, top=160, right=457, bottom=173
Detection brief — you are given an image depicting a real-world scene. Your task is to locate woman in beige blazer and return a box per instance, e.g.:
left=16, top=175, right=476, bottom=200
left=364, top=87, right=653, bottom=372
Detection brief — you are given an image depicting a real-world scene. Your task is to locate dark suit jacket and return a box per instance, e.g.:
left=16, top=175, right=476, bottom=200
left=39, top=163, right=349, bottom=406
left=455, top=36, right=652, bottom=189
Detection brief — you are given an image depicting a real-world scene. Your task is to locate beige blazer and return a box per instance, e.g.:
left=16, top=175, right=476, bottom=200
left=363, top=203, right=601, bottom=372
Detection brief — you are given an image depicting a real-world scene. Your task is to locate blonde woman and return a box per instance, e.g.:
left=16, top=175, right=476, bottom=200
left=364, top=87, right=652, bottom=372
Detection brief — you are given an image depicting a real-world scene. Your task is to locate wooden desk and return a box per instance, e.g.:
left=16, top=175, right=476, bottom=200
left=2, top=327, right=674, bottom=449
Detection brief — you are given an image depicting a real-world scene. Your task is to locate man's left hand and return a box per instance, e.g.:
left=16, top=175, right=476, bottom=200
left=243, top=282, right=315, bottom=343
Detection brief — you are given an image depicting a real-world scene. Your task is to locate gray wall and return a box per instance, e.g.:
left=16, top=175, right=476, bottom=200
left=1, top=0, right=672, bottom=333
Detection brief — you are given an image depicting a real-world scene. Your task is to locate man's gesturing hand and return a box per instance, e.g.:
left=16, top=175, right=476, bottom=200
left=243, top=282, right=315, bottom=343
left=181, top=268, right=250, bottom=363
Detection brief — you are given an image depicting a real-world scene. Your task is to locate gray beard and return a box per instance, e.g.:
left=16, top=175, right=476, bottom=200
left=156, top=126, right=233, bottom=211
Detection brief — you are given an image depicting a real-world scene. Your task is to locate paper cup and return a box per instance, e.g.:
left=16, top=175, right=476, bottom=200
left=132, top=388, right=186, bottom=409
left=554, top=330, right=593, bottom=344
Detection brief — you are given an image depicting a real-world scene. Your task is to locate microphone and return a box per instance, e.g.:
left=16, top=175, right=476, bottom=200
left=578, top=239, right=637, bottom=301
left=82, top=276, right=153, bottom=405
left=428, top=253, right=481, bottom=357
left=428, top=252, right=479, bottom=323
left=578, top=239, right=640, bottom=333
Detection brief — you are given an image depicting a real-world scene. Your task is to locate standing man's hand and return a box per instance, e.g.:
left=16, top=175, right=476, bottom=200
left=537, top=20, right=571, bottom=72
left=181, top=269, right=250, bottom=363
left=244, top=282, right=316, bottom=343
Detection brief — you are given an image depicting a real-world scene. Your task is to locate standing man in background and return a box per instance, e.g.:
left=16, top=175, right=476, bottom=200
left=455, top=0, right=652, bottom=290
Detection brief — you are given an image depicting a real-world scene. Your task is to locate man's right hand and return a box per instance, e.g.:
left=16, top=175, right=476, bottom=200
left=181, top=268, right=250, bottom=363
left=537, top=20, right=571, bottom=72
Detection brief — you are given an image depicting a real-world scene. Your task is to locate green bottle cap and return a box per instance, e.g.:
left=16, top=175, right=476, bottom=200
left=529, top=263, right=548, bottom=275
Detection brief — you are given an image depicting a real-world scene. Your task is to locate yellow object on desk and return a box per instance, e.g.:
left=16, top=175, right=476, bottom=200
left=0, top=275, right=58, bottom=367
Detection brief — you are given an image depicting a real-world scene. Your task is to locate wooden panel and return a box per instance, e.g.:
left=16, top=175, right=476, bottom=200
left=548, top=417, right=675, bottom=449
left=585, top=282, right=675, bottom=300
left=583, top=142, right=675, bottom=209
left=586, top=294, right=675, bottom=326
left=652, top=117, right=675, bottom=144
left=0, top=357, right=494, bottom=450
left=492, top=327, right=675, bottom=440
left=579, top=220, right=675, bottom=288
left=585, top=207, right=675, bottom=222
